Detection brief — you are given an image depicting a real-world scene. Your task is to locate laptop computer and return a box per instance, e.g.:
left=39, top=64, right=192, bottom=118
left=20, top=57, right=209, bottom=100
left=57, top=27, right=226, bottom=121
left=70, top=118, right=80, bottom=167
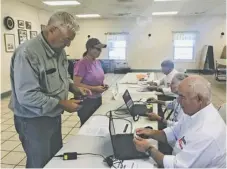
left=109, top=112, right=149, bottom=160
left=122, top=90, right=150, bottom=117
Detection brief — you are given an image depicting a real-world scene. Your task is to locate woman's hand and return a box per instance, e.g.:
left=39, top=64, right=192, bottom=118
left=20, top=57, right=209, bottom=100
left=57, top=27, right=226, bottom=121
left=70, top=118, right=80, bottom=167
left=103, top=84, right=109, bottom=90
left=78, top=87, right=92, bottom=95
left=92, top=86, right=106, bottom=93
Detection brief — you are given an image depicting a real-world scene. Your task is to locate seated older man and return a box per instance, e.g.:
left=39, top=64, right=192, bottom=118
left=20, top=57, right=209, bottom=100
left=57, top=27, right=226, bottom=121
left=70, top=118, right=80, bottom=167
left=147, top=60, right=178, bottom=94
left=147, top=73, right=188, bottom=127
left=134, top=75, right=226, bottom=168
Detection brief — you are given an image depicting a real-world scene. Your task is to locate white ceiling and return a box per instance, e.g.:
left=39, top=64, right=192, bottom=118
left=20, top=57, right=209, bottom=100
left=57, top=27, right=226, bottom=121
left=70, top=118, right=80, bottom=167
left=17, top=0, right=226, bottom=18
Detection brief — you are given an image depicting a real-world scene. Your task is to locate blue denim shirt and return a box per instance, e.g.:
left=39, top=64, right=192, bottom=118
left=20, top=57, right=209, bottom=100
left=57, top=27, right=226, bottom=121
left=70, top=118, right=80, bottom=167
left=9, top=33, right=71, bottom=118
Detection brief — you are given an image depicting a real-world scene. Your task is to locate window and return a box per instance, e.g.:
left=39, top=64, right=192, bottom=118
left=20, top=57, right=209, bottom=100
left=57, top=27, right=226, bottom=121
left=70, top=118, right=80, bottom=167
left=173, top=32, right=197, bottom=61
left=107, top=33, right=127, bottom=60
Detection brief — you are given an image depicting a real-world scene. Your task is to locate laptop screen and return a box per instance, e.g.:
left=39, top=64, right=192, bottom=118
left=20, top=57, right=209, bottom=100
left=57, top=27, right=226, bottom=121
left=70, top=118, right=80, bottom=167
left=109, top=112, right=118, bottom=155
left=122, top=90, right=134, bottom=110
left=109, top=112, right=116, bottom=136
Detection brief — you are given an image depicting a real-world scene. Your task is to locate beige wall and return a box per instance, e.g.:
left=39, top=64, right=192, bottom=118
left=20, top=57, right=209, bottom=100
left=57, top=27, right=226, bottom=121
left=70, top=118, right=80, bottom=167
left=1, top=0, right=226, bottom=93
left=0, top=0, right=2, bottom=94
left=67, top=16, right=226, bottom=70
left=1, top=0, right=52, bottom=93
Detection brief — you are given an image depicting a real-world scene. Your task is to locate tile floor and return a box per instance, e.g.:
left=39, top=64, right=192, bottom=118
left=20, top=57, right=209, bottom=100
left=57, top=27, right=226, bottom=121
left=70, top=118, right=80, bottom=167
left=0, top=73, right=225, bottom=168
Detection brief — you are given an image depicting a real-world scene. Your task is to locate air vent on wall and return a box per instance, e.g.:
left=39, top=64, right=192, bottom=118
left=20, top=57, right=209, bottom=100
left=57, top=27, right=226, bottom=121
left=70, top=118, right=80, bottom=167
left=191, top=11, right=206, bottom=15
left=114, top=12, right=131, bottom=16
left=117, top=0, right=134, bottom=2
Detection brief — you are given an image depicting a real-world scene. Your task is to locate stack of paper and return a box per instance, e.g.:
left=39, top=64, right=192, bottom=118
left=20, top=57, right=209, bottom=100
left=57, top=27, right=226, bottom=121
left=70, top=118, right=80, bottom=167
left=78, top=116, right=109, bottom=137
left=128, top=85, right=141, bottom=88
left=136, top=87, right=150, bottom=92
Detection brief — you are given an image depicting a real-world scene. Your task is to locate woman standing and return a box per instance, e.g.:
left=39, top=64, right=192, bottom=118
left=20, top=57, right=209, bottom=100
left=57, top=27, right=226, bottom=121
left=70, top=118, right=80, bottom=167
left=74, top=38, right=108, bottom=126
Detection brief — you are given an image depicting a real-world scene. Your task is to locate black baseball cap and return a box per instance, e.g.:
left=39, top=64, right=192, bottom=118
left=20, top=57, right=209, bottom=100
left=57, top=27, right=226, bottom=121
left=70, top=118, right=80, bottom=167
left=86, top=38, right=107, bottom=50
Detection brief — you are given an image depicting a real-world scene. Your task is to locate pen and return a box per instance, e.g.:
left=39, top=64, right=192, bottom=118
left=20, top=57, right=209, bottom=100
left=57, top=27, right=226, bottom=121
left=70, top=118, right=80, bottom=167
left=131, top=162, right=134, bottom=169
left=123, top=124, right=129, bottom=133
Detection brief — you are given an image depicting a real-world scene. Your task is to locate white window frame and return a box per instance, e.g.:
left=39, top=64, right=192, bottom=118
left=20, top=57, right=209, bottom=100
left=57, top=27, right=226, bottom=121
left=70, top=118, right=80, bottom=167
left=106, top=33, right=128, bottom=60
left=172, top=31, right=198, bottom=62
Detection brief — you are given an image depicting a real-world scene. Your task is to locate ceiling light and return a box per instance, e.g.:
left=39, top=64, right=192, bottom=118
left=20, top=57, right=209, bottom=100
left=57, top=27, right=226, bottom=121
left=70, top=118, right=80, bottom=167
left=43, top=1, right=80, bottom=6
left=76, top=14, right=101, bottom=18
left=152, top=11, right=178, bottom=15
left=154, top=0, right=181, bottom=1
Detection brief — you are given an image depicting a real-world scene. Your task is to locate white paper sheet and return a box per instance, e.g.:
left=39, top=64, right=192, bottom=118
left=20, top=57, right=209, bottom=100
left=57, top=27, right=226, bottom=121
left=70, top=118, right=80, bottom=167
left=136, top=87, right=150, bottom=92
left=111, top=159, right=155, bottom=169
left=128, top=85, right=141, bottom=88
left=78, top=116, right=109, bottom=137
left=78, top=126, right=109, bottom=137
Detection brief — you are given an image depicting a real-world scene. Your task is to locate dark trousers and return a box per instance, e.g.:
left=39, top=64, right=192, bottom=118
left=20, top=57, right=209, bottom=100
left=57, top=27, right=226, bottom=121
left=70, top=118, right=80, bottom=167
left=14, top=115, right=62, bottom=168
left=77, top=97, right=102, bottom=126
left=157, top=95, right=174, bottom=156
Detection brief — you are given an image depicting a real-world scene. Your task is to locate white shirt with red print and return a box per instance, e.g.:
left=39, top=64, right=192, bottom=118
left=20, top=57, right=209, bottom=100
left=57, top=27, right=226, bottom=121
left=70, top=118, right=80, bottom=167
left=163, top=103, right=226, bottom=168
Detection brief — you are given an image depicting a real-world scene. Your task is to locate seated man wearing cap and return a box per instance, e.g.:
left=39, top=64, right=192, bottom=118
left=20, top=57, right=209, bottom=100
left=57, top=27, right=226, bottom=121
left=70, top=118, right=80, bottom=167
left=134, top=75, right=226, bottom=168
left=147, top=60, right=178, bottom=94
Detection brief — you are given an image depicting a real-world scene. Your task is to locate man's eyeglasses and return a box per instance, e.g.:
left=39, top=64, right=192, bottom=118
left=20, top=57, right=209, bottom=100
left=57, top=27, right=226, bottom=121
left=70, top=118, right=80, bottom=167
left=178, top=94, right=198, bottom=101
left=56, top=27, right=74, bottom=44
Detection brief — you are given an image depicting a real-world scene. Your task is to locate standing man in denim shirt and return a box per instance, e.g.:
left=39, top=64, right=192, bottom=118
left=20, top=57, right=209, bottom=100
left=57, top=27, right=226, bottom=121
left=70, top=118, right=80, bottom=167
left=9, top=12, right=91, bottom=168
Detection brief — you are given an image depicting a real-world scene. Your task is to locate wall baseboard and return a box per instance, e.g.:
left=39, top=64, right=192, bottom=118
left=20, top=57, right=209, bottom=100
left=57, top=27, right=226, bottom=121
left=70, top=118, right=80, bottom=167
left=130, top=69, right=214, bottom=74
left=1, top=90, right=12, bottom=99
left=0, top=69, right=214, bottom=100
left=131, top=69, right=160, bottom=72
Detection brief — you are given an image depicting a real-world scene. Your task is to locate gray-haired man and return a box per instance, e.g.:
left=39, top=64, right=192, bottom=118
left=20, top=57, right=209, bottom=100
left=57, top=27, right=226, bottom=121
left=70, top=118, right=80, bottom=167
left=10, top=12, right=90, bottom=168
left=146, top=73, right=188, bottom=127
left=134, top=75, right=226, bottom=168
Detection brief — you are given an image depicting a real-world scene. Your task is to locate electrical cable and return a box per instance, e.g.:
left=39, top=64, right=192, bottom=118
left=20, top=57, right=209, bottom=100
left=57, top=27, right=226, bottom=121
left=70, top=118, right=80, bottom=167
left=54, top=152, right=106, bottom=160
left=54, top=152, right=125, bottom=168
left=77, top=153, right=105, bottom=159
left=92, top=99, right=149, bottom=133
